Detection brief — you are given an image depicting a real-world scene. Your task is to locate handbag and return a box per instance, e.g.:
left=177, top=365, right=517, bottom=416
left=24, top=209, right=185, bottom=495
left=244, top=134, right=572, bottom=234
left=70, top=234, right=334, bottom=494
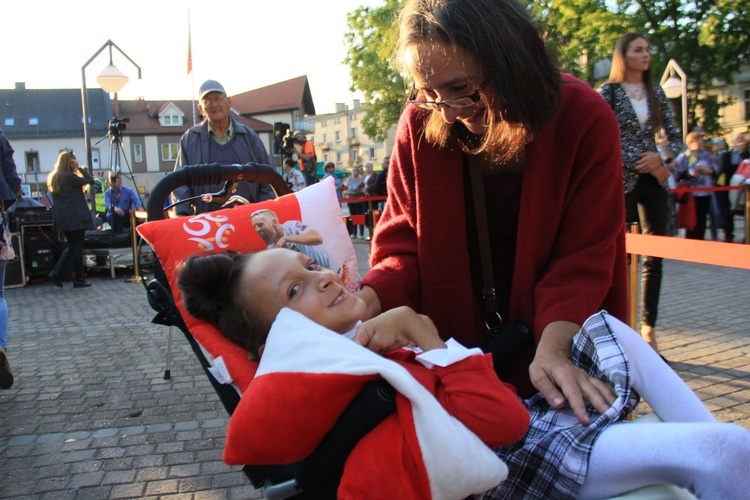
left=466, top=155, right=533, bottom=381
left=0, top=209, right=16, bottom=261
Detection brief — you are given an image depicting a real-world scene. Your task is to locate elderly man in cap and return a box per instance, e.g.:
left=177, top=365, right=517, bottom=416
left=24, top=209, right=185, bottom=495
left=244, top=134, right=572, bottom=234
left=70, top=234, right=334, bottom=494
left=171, top=79, right=275, bottom=215
left=294, top=130, right=318, bottom=186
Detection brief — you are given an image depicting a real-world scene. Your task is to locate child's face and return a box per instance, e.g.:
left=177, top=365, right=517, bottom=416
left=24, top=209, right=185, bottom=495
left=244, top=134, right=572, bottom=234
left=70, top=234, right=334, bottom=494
left=241, top=248, right=366, bottom=334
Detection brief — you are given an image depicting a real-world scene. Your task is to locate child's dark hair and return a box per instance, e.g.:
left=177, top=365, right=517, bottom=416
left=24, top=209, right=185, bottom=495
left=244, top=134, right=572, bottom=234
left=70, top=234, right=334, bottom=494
left=177, top=252, right=271, bottom=360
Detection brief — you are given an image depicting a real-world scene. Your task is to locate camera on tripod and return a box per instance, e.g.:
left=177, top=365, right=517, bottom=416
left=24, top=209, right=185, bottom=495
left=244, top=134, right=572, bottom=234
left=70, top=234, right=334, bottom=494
left=108, top=118, right=129, bottom=138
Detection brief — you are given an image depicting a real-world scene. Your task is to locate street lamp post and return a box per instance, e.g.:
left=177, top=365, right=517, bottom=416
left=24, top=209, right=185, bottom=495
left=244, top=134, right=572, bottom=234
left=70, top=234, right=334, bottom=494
left=660, top=59, right=688, bottom=141
left=80, top=40, right=141, bottom=222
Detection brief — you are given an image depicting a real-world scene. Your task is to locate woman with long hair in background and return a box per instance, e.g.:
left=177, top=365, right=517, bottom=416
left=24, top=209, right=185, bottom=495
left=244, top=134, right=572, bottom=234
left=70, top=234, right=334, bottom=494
left=47, top=150, right=95, bottom=288
left=599, top=33, right=683, bottom=354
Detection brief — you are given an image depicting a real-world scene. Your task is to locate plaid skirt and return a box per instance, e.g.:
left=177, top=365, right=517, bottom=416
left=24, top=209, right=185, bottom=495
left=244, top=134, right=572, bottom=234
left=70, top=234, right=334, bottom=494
left=482, top=311, right=641, bottom=499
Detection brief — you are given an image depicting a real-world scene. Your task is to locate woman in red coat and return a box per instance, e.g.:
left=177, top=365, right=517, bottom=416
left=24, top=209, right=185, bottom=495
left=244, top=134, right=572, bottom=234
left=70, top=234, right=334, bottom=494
left=359, top=0, right=627, bottom=421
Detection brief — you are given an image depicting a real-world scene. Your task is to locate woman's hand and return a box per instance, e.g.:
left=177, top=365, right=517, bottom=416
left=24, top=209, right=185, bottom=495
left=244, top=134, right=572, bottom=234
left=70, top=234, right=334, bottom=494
left=649, top=165, right=671, bottom=184
left=635, top=152, right=663, bottom=174
left=529, top=321, right=616, bottom=425
left=353, top=306, right=445, bottom=354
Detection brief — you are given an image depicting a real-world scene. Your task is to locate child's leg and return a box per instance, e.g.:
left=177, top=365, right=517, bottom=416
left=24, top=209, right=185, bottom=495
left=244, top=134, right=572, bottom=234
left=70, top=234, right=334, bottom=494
left=606, top=314, right=716, bottom=422
left=578, top=421, right=750, bottom=499
left=577, top=315, right=750, bottom=499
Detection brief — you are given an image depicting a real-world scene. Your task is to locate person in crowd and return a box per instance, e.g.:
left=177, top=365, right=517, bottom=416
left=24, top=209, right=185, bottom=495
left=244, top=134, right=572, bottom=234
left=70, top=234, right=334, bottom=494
left=360, top=0, right=628, bottom=420
left=343, top=165, right=366, bottom=239
left=674, top=132, right=717, bottom=240
left=705, top=139, right=727, bottom=241
left=170, top=80, right=275, bottom=215
left=361, top=161, right=378, bottom=197
left=719, top=132, right=749, bottom=242
left=104, top=172, right=143, bottom=233
left=47, top=150, right=95, bottom=288
left=375, top=156, right=390, bottom=210
left=250, top=208, right=330, bottom=270
left=282, top=158, right=306, bottom=193
left=0, top=129, right=23, bottom=389
left=598, top=32, right=683, bottom=354
left=294, top=131, right=318, bottom=187
left=656, top=131, right=679, bottom=236
left=322, top=162, right=345, bottom=199
left=177, top=247, right=750, bottom=499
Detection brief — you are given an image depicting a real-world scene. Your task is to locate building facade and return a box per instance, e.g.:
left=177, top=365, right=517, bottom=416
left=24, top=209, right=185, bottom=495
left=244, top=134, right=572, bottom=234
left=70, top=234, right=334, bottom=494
left=307, top=101, right=396, bottom=171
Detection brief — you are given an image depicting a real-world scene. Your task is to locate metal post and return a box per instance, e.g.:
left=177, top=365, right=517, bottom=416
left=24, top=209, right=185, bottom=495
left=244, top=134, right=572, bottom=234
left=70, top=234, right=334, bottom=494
left=626, top=222, right=640, bottom=330
left=125, top=210, right=146, bottom=283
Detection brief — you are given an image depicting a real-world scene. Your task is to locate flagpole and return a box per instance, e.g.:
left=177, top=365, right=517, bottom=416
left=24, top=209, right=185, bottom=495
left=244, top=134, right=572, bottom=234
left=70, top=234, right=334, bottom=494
left=188, top=9, right=197, bottom=126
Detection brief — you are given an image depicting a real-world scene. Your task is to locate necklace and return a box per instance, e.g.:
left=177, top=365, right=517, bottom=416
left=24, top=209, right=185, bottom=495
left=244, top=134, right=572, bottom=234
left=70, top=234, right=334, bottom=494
left=621, top=82, right=647, bottom=102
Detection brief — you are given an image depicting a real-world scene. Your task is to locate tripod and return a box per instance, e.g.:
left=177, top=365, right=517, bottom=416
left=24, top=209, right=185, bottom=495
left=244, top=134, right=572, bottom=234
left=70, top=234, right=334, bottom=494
left=96, top=117, right=147, bottom=282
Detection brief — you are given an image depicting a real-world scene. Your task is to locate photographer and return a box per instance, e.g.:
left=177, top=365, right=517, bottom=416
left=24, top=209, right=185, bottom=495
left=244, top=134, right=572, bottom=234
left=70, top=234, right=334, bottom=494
left=294, top=131, right=318, bottom=186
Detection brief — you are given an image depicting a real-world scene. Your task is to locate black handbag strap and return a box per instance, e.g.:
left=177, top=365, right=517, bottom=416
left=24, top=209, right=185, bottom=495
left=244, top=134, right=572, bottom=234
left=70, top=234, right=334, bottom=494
left=466, top=155, right=502, bottom=330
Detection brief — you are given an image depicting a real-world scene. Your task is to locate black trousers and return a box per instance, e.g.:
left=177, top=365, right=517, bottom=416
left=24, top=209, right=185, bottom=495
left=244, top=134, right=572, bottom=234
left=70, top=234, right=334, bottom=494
left=52, top=229, right=86, bottom=281
left=686, top=195, right=712, bottom=240
left=625, top=175, right=667, bottom=327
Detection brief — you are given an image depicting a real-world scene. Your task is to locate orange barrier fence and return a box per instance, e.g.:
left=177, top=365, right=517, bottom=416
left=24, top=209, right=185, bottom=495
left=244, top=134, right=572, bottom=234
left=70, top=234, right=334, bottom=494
left=625, top=230, right=750, bottom=328
left=626, top=233, right=750, bottom=270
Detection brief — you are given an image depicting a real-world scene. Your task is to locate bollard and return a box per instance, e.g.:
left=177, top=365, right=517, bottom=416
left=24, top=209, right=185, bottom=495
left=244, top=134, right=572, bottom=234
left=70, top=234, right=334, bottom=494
left=125, top=210, right=148, bottom=283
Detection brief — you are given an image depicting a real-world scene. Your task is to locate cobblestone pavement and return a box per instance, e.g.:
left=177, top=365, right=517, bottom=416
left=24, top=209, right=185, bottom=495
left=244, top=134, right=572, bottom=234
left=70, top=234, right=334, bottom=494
left=0, top=239, right=748, bottom=498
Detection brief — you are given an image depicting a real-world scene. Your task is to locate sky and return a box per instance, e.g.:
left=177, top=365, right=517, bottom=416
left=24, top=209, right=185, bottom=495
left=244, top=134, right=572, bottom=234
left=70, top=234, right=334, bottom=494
left=3, top=0, right=384, bottom=115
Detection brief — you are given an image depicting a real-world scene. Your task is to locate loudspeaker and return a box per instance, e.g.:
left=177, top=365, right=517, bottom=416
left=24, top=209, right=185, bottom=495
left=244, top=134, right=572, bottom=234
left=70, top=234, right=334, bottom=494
left=4, top=233, right=25, bottom=288
left=21, top=224, right=59, bottom=276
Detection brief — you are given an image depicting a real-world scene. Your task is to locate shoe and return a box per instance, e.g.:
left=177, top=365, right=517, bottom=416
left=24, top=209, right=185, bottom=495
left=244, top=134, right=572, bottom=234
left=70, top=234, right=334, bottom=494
left=48, top=271, right=62, bottom=288
left=73, top=281, right=92, bottom=288
left=0, top=349, right=13, bottom=390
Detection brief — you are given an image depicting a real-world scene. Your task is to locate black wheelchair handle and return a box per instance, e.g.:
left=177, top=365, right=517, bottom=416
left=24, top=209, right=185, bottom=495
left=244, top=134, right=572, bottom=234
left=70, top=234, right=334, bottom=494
left=146, top=163, right=290, bottom=222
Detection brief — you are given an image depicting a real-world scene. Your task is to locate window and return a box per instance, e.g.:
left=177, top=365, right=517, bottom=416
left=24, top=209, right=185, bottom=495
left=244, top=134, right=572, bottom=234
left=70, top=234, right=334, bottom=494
left=134, top=144, right=143, bottom=163
left=28, top=118, right=38, bottom=126
left=322, top=119, right=328, bottom=127
left=336, top=152, right=342, bottom=163
left=350, top=127, right=358, bottom=137
left=323, top=153, right=329, bottom=163
left=322, top=133, right=328, bottom=142
left=369, top=148, right=376, bottom=159
left=351, top=149, right=359, bottom=161
left=334, top=116, right=340, bottom=124
left=335, top=131, right=341, bottom=142
left=4, top=118, right=13, bottom=126
left=352, top=113, right=358, bottom=121
left=161, top=143, right=178, bottom=161
left=161, top=114, right=182, bottom=126
left=25, top=151, right=39, bottom=173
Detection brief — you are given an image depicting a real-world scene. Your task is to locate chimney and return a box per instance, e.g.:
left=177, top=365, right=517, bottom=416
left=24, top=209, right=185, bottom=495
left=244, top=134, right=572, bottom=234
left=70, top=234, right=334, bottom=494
left=353, top=99, right=361, bottom=109
left=335, top=103, right=346, bottom=113
left=14, top=82, right=26, bottom=91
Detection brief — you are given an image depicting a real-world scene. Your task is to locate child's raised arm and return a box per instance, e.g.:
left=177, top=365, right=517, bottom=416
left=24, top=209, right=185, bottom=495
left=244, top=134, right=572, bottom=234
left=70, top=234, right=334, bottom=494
left=353, top=306, right=447, bottom=354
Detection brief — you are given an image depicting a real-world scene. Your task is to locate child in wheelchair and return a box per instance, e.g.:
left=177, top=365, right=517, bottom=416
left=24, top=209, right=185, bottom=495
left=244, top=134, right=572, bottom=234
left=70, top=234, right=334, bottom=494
left=177, top=247, right=750, bottom=499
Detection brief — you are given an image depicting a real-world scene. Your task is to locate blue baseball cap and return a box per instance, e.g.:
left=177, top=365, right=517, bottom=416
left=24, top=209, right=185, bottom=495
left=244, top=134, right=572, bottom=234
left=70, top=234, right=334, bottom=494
left=199, top=80, right=226, bottom=100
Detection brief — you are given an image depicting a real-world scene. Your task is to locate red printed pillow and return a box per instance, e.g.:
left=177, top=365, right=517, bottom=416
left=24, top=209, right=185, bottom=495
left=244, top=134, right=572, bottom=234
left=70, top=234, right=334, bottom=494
left=137, top=177, right=361, bottom=391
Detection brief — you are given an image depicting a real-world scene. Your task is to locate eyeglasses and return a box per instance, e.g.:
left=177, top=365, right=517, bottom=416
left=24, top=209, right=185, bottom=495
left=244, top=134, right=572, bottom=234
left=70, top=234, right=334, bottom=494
left=408, top=80, right=485, bottom=110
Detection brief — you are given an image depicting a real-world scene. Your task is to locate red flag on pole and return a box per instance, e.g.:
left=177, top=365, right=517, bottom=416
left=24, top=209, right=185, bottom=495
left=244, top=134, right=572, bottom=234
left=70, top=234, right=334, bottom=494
left=187, top=24, right=193, bottom=75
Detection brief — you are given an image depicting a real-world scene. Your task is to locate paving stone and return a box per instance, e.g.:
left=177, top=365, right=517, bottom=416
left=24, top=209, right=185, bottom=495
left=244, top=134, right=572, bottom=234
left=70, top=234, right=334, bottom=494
left=1, top=242, right=748, bottom=498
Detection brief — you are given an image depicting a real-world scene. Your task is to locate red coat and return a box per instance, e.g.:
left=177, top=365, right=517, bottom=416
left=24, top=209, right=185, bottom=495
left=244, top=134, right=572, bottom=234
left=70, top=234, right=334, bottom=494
left=362, top=75, right=628, bottom=394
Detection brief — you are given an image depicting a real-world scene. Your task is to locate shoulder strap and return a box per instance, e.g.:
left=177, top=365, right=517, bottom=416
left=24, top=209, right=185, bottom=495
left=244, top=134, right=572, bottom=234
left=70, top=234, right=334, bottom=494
left=466, top=155, right=502, bottom=330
